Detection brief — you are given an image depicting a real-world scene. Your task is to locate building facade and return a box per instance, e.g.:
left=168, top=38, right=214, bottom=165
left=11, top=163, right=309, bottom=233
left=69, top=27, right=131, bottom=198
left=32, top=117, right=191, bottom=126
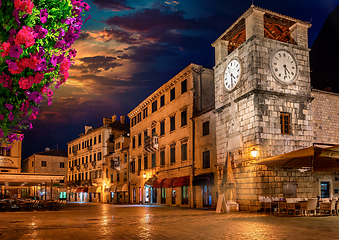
left=22, top=149, right=68, bottom=200
left=0, top=137, right=22, bottom=173
left=66, top=115, right=129, bottom=203
left=212, top=5, right=339, bottom=211
left=128, top=63, right=217, bottom=208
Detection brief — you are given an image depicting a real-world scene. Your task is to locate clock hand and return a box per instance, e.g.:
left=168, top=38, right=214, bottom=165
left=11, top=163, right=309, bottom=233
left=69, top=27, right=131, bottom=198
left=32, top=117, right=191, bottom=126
left=283, top=65, right=290, bottom=74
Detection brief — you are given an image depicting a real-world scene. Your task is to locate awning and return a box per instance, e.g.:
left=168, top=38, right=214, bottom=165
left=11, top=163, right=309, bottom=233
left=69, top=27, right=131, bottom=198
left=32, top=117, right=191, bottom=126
left=193, top=173, right=214, bottom=186
left=256, top=145, right=339, bottom=171
left=71, top=188, right=77, bottom=193
left=163, top=178, right=176, bottom=188
left=173, top=176, right=190, bottom=187
left=88, top=186, right=97, bottom=193
left=58, top=188, right=67, bottom=192
left=76, top=187, right=88, bottom=192
left=116, top=182, right=127, bottom=192
left=144, top=176, right=156, bottom=186
left=96, top=186, right=102, bottom=193
left=109, top=185, right=117, bottom=192
left=122, top=184, right=128, bottom=192
left=153, top=178, right=166, bottom=188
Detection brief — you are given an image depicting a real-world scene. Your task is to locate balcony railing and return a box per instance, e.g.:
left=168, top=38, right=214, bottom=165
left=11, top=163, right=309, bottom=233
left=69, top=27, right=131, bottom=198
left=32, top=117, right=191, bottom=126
left=110, top=160, right=120, bottom=171
left=69, top=167, right=74, bottom=171
left=76, top=165, right=81, bottom=171
left=144, top=136, right=159, bottom=152
left=72, top=150, right=78, bottom=156
left=87, top=145, right=92, bottom=151
left=84, top=162, right=88, bottom=169
left=91, top=161, right=96, bottom=167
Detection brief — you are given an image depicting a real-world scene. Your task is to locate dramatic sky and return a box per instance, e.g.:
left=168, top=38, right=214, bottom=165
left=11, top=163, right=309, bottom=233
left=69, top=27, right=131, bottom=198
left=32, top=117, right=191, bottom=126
left=21, top=0, right=339, bottom=159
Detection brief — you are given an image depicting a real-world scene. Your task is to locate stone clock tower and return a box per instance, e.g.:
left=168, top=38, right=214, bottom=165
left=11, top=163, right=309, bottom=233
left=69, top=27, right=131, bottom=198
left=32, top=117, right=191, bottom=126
left=212, top=5, right=312, bottom=211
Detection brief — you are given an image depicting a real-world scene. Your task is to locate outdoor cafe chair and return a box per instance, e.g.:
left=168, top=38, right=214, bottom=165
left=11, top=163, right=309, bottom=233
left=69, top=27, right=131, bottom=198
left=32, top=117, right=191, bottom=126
left=306, top=198, right=318, bottom=216
left=264, top=197, right=272, bottom=214
left=320, top=200, right=336, bottom=216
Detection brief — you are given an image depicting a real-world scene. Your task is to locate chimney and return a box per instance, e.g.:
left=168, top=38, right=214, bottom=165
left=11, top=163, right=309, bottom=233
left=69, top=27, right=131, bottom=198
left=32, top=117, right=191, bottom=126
left=103, top=118, right=112, bottom=126
left=112, top=115, right=117, bottom=122
left=85, top=126, right=92, bottom=134
left=120, top=115, right=125, bottom=124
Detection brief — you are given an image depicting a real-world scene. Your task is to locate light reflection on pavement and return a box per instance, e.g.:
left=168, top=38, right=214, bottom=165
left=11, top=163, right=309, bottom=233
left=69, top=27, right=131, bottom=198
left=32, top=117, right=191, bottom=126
left=0, top=203, right=339, bottom=239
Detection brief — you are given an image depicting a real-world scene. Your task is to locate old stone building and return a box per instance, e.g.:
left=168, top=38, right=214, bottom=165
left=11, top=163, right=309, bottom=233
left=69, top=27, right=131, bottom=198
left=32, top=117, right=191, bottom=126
left=127, top=63, right=217, bottom=208
left=22, top=149, right=68, bottom=200
left=212, top=5, right=339, bottom=211
left=103, top=133, right=130, bottom=204
left=0, top=137, right=22, bottom=173
left=66, top=115, right=129, bottom=203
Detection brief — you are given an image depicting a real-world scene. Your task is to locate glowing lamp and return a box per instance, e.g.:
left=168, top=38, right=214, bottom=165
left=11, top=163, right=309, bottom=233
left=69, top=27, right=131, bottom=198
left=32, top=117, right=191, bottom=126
left=251, top=148, right=258, bottom=158
left=143, top=173, right=147, bottom=179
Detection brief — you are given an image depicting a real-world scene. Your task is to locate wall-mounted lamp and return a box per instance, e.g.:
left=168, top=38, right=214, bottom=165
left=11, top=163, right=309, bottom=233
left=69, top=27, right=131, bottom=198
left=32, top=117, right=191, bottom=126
left=143, top=173, right=147, bottom=179
left=251, top=148, right=258, bottom=158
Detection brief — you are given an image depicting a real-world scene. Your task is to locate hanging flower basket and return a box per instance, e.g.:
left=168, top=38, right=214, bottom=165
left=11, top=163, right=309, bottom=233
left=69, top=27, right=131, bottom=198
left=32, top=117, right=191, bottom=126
left=0, top=0, right=91, bottom=146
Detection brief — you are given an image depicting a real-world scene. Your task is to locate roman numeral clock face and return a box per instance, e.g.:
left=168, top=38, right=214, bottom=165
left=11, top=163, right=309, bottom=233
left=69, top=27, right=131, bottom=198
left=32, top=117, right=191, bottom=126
left=224, top=58, right=242, bottom=91
left=270, top=49, right=298, bottom=84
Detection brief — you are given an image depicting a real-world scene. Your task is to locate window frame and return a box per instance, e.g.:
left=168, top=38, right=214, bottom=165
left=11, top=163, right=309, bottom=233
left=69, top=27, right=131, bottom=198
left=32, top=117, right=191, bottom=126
left=181, top=79, right=187, bottom=94
left=170, top=115, right=175, bottom=132
left=203, top=121, right=210, bottom=136
left=181, top=109, right=187, bottom=127
left=280, top=113, right=291, bottom=135
left=203, top=150, right=210, bottom=169
left=170, top=87, right=175, bottom=101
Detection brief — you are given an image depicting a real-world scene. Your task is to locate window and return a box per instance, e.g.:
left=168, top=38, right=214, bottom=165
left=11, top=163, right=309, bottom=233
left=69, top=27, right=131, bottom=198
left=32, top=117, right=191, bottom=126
left=152, top=100, right=157, bottom=113
left=151, top=128, right=156, bottom=136
left=93, top=153, right=97, bottom=161
left=181, top=143, right=187, bottom=161
left=82, top=157, right=84, bottom=164
left=109, top=134, right=114, bottom=142
left=144, top=155, right=148, bottom=169
left=124, top=172, right=127, bottom=182
left=161, top=188, right=166, bottom=204
left=132, top=137, right=136, bottom=148
left=160, top=121, right=165, bottom=136
left=138, top=157, right=141, bottom=171
left=160, top=150, right=165, bottom=166
left=94, top=136, right=97, bottom=145
left=69, top=147, right=71, bottom=154
left=137, top=112, right=142, bottom=123
left=86, top=156, right=88, bottom=163
left=85, top=172, right=88, bottom=180
left=283, top=181, right=297, bottom=198
left=116, top=142, right=121, bottom=150
left=117, top=173, right=120, bottom=182
left=138, top=133, right=142, bottom=146
left=181, top=109, right=187, bottom=127
left=41, top=161, right=47, bottom=167
left=60, top=162, right=65, bottom=168
left=181, top=79, right=187, bottom=94
left=90, top=138, right=92, bottom=146
left=106, top=169, right=108, bottom=178
left=81, top=173, right=84, bottom=181
left=0, top=147, right=11, bottom=156
left=281, top=113, right=290, bottom=134
left=82, top=142, right=84, bottom=149
left=124, top=154, right=127, bottom=163
left=132, top=117, right=136, bottom=127
left=143, top=107, right=148, bottom=119
left=152, top=153, right=156, bottom=168
left=203, top=151, right=210, bottom=168
left=98, top=134, right=101, bottom=143
left=97, top=152, right=102, bottom=161
left=170, top=116, right=175, bottom=131
left=89, top=155, right=92, bottom=162
left=203, top=121, right=209, bottom=136
left=160, top=95, right=165, bottom=107
left=131, top=161, right=136, bottom=173
left=144, top=130, right=148, bottom=139
left=170, top=87, right=175, bottom=101
left=110, top=174, right=113, bottom=183
left=170, top=147, right=175, bottom=164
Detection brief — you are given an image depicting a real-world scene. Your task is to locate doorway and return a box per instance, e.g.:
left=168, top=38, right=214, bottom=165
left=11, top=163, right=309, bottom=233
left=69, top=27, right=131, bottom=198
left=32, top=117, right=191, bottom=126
left=321, top=182, right=330, bottom=198
left=203, top=186, right=212, bottom=207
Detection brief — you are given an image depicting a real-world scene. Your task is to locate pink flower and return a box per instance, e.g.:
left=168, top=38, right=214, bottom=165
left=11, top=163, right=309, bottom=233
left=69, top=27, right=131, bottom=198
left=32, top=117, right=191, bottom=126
left=5, top=103, right=13, bottom=111
left=0, top=114, right=3, bottom=120
left=18, top=77, right=33, bottom=89
left=47, top=89, right=53, bottom=97
left=18, top=134, right=24, bottom=141
left=8, top=112, right=14, bottom=121
left=47, top=97, right=53, bottom=106
left=15, top=26, right=35, bottom=48
left=9, top=45, right=23, bottom=58
left=0, top=42, right=11, bottom=57
left=29, top=123, right=33, bottom=130
left=14, top=0, right=34, bottom=14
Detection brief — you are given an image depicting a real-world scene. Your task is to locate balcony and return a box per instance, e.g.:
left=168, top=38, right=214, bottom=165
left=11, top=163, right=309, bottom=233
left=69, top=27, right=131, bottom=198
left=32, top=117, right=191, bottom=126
left=84, top=162, right=88, bottom=169
left=72, top=150, right=78, bottom=156
left=87, top=145, right=92, bottom=151
left=110, top=160, right=120, bottom=171
left=69, top=167, right=74, bottom=171
left=144, top=136, right=159, bottom=152
left=76, top=165, right=81, bottom=171
left=91, top=161, right=96, bottom=167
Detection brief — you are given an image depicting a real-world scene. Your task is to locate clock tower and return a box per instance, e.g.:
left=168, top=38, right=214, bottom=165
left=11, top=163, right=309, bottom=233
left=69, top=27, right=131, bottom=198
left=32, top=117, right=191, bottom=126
left=212, top=5, right=312, bottom=211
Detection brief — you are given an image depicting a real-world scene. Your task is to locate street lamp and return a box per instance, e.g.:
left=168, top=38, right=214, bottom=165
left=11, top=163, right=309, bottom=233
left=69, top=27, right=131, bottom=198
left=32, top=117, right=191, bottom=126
left=143, top=173, right=147, bottom=179
left=251, top=148, right=258, bottom=158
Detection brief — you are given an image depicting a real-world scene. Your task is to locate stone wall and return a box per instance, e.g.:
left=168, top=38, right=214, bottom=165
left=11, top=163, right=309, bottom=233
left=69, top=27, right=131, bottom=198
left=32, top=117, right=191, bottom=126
left=312, top=90, right=339, bottom=145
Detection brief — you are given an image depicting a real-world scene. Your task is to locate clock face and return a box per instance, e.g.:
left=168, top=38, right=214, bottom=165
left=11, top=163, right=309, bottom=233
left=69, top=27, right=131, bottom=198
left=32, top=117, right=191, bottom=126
left=224, top=58, right=242, bottom=91
left=270, top=49, right=298, bottom=84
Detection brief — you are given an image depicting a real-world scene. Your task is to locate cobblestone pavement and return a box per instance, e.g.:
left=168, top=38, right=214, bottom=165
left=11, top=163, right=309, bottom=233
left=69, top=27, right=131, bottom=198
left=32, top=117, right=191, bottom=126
left=0, top=203, right=339, bottom=240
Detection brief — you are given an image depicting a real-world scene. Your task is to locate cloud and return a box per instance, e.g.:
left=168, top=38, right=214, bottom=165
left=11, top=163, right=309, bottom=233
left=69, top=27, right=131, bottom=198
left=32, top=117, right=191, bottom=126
left=71, top=55, right=122, bottom=73
left=87, top=29, right=143, bottom=44
left=120, top=44, right=178, bottom=62
left=104, top=8, right=201, bottom=34
left=92, top=0, right=134, bottom=11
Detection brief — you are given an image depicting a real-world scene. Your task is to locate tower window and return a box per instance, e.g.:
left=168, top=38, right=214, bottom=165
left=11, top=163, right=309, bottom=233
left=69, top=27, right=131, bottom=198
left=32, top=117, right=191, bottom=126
left=280, top=113, right=290, bottom=134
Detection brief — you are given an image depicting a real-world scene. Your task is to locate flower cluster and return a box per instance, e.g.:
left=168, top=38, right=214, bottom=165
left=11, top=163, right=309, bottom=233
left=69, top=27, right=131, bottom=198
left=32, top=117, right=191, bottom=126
left=0, top=0, right=90, bottom=146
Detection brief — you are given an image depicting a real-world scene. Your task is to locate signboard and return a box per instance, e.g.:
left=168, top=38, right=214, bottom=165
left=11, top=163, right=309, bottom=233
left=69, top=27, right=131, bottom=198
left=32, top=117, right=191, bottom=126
left=228, top=134, right=243, bottom=151
left=216, top=194, right=227, bottom=214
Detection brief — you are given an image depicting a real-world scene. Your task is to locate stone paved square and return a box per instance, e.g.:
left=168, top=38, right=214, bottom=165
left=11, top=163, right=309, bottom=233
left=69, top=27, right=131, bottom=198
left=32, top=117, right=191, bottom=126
left=1, top=203, right=339, bottom=239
